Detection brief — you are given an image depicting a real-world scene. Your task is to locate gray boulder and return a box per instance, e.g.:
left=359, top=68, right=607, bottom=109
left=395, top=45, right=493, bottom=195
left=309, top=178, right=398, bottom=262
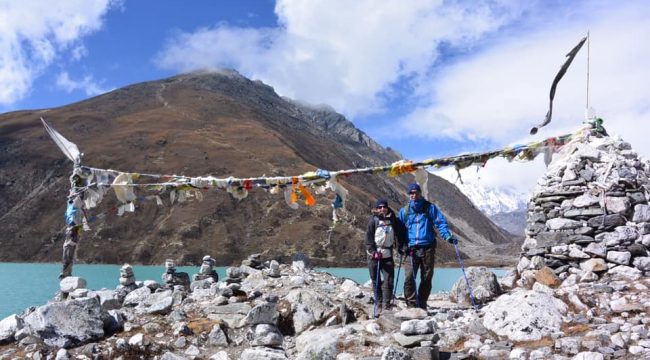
left=244, top=302, right=278, bottom=325
left=89, top=289, right=121, bottom=310
left=123, top=286, right=151, bottom=306
left=136, top=290, right=173, bottom=315
left=208, top=324, right=228, bottom=347
left=295, top=327, right=351, bottom=360
left=286, top=288, right=333, bottom=334
left=23, top=297, right=105, bottom=348
left=450, top=267, right=501, bottom=305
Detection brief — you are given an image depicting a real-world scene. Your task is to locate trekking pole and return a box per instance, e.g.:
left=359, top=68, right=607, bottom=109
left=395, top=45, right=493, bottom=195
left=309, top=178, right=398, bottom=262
left=392, top=253, right=404, bottom=306
left=410, top=251, right=420, bottom=308
left=453, top=241, right=478, bottom=312
left=373, top=258, right=382, bottom=318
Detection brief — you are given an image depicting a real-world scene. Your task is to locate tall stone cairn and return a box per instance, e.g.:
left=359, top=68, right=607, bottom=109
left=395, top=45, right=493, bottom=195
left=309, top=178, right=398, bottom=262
left=518, top=129, right=650, bottom=285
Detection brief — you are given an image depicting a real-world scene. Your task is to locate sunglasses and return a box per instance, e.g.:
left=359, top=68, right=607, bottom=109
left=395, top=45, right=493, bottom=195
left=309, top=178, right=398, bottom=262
left=408, top=191, right=419, bottom=195
left=376, top=205, right=387, bottom=209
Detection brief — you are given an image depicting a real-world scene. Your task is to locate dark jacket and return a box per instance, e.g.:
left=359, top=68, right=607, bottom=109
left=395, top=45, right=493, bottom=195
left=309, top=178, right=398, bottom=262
left=365, top=207, right=406, bottom=254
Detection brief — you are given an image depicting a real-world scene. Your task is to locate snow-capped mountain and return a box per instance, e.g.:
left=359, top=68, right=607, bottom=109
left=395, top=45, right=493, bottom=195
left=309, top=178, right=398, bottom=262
left=433, top=167, right=528, bottom=216
left=433, top=167, right=529, bottom=236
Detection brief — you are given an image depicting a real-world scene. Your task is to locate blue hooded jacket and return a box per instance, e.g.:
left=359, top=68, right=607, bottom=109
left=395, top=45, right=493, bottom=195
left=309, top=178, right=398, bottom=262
left=398, top=198, right=451, bottom=247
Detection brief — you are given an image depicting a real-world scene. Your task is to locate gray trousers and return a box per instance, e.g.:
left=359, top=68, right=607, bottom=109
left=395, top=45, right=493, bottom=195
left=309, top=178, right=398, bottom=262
left=368, top=256, right=394, bottom=307
left=60, top=225, right=79, bottom=279
left=403, top=246, right=436, bottom=309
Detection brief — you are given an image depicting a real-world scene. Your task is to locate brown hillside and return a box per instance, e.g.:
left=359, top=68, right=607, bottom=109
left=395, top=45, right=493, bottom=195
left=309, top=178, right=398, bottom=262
left=0, top=70, right=515, bottom=267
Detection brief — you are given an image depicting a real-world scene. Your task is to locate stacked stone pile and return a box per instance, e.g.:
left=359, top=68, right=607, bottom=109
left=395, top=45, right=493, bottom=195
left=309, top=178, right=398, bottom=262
left=518, top=134, right=650, bottom=285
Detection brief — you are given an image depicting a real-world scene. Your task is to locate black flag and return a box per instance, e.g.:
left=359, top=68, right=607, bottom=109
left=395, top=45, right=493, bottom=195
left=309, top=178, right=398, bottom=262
left=530, top=36, right=587, bottom=135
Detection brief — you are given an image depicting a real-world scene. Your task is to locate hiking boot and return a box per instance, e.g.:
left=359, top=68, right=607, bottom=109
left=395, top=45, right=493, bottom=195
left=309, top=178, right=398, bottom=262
left=372, top=303, right=383, bottom=318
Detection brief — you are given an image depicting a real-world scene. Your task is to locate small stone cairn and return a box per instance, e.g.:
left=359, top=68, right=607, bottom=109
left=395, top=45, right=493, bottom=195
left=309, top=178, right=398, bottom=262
left=119, top=264, right=136, bottom=286
left=241, top=253, right=264, bottom=270
left=161, top=259, right=190, bottom=290
left=192, top=255, right=219, bottom=282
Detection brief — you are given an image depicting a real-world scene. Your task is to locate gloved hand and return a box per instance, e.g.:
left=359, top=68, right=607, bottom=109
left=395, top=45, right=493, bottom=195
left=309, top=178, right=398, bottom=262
left=446, top=235, right=458, bottom=245
left=372, top=251, right=383, bottom=260
left=397, top=245, right=405, bottom=256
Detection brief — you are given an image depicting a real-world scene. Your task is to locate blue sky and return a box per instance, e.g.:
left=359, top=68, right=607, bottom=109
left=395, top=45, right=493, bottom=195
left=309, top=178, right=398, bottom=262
left=2, top=0, right=650, bottom=193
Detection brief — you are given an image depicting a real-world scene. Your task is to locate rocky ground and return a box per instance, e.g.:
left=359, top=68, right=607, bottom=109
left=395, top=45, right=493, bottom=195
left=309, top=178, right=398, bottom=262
left=1, top=128, right=649, bottom=359
left=0, top=249, right=648, bottom=360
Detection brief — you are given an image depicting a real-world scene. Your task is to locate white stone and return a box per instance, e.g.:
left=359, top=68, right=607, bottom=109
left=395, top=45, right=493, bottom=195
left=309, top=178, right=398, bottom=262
left=55, top=349, right=70, bottom=360
left=584, top=243, right=606, bottom=258
left=532, top=282, right=554, bottom=295
left=605, top=197, right=630, bottom=214
left=509, top=348, right=527, bottom=359
left=365, top=322, right=382, bottom=336
left=185, top=345, right=200, bottom=357
left=573, top=351, right=604, bottom=360
left=547, top=218, right=582, bottom=230
left=642, top=234, right=650, bottom=247
left=400, top=319, right=436, bottom=335
left=610, top=333, right=626, bottom=348
left=633, top=257, right=650, bottom=271
left=209, top=351, right=231, bottom=360
left=580, top=271, right=598, bottom=283
left=517, top=257, right=531, bottom=274
left=608, top=265, right=642, bottom=280
left=629, top=346, right=647, bottom=355
left=569, top=246, right=590, bottom=259
left=249, top=324, right=283, bottom=347
left=573, top=194, right=601, bottom=208
left=0, top=314, right=22, bottom=342
left=483, top=290, right=567, bottom=342
left=633, top=204, right=650, bottom=223
left=59, top=277, right=87, bottom=293
left=128, top=333, right=149, bottom=347
left=208, top=325, right=229, bottom=346
left=551, top=245, right=569, bottom=255
left=580, top=259, right=608, bottom=273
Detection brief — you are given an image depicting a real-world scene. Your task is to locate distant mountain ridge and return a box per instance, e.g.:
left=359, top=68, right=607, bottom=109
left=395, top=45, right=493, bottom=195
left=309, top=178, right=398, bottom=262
left=0, top=69, right=517, bottom=266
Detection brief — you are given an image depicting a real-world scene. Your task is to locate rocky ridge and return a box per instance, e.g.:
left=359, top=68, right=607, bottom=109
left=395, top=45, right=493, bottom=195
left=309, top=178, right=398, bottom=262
left=0, top=70, right=513, bottom=266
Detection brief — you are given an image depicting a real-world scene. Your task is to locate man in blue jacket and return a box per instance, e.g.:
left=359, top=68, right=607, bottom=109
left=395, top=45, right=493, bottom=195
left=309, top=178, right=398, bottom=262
left=398, top=183, right=456, bottom=309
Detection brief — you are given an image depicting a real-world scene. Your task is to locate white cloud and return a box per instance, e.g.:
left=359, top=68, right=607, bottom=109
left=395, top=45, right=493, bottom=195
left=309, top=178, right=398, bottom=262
left=154, top=0, right=650, bottom=195
left=56, top=71, right=111, bottom=96
left=155, top=0, right=528, bottom=117
left=400, top=3, right=650, bottom=142
left=0, top=0, right=115, bottom=105
left=397, top=1, right=650, bottom=192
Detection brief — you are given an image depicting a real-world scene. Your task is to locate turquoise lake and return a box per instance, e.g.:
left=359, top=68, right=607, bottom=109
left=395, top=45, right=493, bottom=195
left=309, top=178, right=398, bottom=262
left=0, top=263, right=506, bottom=319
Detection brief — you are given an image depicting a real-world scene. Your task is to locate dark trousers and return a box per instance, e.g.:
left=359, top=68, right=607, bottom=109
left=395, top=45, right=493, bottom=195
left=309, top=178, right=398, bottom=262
left=403, top=246, right=436, bottom=309
left=368, top=256, right=394, bottom=307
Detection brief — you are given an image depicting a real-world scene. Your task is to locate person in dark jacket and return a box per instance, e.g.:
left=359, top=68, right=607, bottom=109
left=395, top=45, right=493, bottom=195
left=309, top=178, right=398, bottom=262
left=366, top=198, right=405, bottom=314
left=398, top=183, right=456, bottom=309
